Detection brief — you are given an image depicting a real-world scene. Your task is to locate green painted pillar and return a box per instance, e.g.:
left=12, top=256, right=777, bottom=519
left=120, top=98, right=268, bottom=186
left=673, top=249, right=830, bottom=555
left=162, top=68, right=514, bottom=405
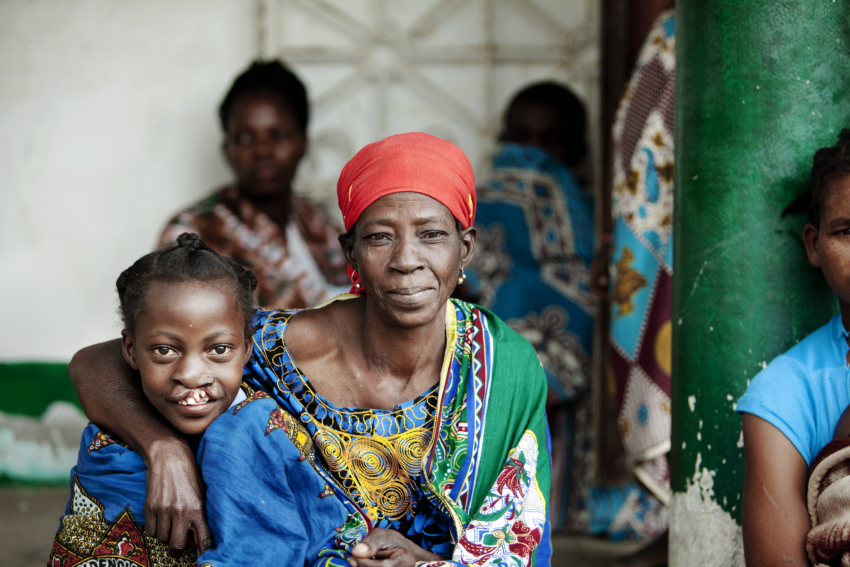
left=670, top=2, right=850, bottom=565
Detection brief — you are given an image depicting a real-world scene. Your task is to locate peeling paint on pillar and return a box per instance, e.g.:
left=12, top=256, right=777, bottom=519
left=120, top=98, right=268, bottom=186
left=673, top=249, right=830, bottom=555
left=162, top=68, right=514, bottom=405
left=671, top=1, right=850, bottom=565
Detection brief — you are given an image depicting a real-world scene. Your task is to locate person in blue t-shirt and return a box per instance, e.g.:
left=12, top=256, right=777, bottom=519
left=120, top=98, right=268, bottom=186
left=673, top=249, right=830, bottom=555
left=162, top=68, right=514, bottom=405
left=48, top=233, right=349, bottom=567
left=738, top=129, right=850, bottom=566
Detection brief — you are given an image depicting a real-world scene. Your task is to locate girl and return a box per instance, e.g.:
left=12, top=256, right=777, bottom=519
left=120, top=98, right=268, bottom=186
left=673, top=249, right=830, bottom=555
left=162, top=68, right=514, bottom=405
left=739, top=130, right=850, bottom=566
left=48, top=233, right=348, bottom=567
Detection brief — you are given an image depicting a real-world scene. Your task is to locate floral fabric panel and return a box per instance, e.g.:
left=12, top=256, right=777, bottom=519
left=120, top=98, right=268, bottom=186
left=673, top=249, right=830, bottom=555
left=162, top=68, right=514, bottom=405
left=415, top=431, right=546, bottom=567
left=49, top=476, right=196, bottom=567
left=608, top=10, right=675, bottom=520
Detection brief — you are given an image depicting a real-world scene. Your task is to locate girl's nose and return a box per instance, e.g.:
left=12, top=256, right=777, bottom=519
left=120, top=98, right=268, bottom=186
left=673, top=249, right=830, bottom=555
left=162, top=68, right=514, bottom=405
left=172, top=356, right=214, bottom=387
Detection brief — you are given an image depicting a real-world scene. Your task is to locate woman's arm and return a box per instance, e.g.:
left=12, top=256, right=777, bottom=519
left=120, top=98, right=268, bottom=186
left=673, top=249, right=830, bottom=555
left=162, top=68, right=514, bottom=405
left=741, top=413, right=811, bottom=567
left=68, top=339, right=212, bottom=555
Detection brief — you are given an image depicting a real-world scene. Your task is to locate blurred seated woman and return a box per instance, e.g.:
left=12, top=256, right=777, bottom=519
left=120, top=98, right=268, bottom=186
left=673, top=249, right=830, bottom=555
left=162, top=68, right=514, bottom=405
left=466, top=83, right=600, bottom=533
left=159, top=60, right=349, bottom=309
left=70, top=133, right=553, bottom=567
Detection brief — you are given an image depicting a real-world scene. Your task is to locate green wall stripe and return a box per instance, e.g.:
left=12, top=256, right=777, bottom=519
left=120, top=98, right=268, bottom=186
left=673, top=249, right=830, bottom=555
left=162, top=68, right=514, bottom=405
left=0, top=362, right=80, bottom=417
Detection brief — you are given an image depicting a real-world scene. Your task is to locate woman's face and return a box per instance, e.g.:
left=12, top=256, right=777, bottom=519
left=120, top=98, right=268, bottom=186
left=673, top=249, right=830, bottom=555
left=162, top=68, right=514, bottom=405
left=344, top=192, right=476, bottom=329
left=223, top=91, right=306, bottom=200
left=121, top=281, right=252, bottom=436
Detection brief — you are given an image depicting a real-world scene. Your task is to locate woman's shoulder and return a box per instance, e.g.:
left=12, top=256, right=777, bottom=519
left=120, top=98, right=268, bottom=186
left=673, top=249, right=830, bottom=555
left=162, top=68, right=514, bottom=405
left=738, top=314, right=848, bottom=466
left=455, top=300, right=547, bottom=392
left=458, top=300, right=539, bottom=354
left=250, top=299, right=355, bottom=362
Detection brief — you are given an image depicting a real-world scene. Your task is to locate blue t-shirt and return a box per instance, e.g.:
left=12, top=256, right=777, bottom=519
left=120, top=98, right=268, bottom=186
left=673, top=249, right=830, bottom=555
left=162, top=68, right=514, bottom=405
left=737, top=314, right=849, bottom=466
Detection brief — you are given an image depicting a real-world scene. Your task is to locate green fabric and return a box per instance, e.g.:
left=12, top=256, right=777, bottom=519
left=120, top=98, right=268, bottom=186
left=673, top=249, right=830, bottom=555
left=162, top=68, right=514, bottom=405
left=471, top=306, right=551, bottom=518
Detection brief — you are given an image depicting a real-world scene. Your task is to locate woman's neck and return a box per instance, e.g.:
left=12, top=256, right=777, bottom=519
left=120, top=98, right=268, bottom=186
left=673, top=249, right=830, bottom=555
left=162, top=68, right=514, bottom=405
left=356, top=300, right=448, bottom=388
left=285, top=298, right=450, bottom=410
left=239, top=185, right=292, bottom=229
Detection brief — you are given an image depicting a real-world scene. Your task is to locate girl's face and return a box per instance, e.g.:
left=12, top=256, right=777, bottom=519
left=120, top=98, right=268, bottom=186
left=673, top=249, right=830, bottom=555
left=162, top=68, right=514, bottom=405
left=343, top=192, right=476, bottom=329
left=121, top=281, right=252, bottom=436
left=804, top=174, right=850, bottom=319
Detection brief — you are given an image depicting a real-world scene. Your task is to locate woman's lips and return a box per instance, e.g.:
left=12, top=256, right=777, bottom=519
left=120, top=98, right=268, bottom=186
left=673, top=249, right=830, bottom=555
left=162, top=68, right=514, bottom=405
left=387, top=287, right=433, bottom=305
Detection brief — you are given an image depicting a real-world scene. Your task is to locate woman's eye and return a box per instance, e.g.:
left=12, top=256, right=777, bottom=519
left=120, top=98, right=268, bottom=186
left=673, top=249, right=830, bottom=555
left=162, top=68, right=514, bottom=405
left=154, top=347, right=173, bottom=356
left=424, top=231, right=445, bottom=238
left=271, top=130, right=290, bottom=142
left=235, top=134, right=252, bottom=145
left=211, top=345, right=232, bottom=355
left=367, top=233, right=388, bottom=240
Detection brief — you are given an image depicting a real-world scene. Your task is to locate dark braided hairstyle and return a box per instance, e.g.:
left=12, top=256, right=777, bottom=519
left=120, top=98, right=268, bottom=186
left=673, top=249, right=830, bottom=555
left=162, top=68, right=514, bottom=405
left=809, top=129, right=850, bottom=227
left=116, top=233, right=258, bottom=338
left=218, top=60, right=309, bottom=133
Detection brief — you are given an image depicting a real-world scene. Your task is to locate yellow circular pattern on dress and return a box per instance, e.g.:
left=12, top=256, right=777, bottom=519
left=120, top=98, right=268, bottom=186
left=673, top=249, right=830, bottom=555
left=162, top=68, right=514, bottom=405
left=654, top=320, right=672, bottom=376
left=348, top=437, right=398, bottom=484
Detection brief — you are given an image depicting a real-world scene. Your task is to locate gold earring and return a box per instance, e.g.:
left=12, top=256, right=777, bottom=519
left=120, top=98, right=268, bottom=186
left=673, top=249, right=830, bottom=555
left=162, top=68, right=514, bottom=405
left=457, top=269, right=466, bottom=285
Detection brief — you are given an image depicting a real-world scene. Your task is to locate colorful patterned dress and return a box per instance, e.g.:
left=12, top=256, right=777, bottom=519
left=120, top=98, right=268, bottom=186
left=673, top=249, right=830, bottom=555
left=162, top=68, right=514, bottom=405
left=49, top=298, right=552, bottom=567
left=159, top=186, right=349, bottom=309
left=47, top=390, right=350, bottom=567
left=466, top=143, right=595, bottom=532
left=244, top=297, right=553, bottom=566
left=608, top=10, right=675, bottom=526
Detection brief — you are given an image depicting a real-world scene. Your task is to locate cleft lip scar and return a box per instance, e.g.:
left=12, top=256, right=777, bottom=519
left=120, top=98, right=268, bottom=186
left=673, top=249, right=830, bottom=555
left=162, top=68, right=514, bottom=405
left=174, top=388, right=213, bottom=406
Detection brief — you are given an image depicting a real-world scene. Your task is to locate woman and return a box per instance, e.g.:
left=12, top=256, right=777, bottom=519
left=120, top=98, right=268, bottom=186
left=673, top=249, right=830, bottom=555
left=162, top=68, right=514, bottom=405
left=159, top=60, right=349, bottom=309
left=69, top=133, right=552, bottom=566
left=467, top=83, right=596, bottom=533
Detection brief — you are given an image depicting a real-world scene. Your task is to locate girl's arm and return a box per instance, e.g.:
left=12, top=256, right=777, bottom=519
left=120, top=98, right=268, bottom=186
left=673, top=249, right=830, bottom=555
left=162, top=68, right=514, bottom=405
left=68, top=339, right=212, bottom=556
left=741, top=413, right=810, bottom=567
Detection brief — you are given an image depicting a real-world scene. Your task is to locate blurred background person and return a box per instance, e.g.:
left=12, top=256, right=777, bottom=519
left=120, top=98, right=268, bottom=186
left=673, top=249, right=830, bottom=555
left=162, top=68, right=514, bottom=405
left=466, top=83, right=599, bottom=534
left=159, top=60, right=349, bottom=309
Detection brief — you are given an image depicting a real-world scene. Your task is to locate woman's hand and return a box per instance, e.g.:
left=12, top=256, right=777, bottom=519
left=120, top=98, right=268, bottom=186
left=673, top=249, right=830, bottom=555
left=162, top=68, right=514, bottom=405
left=349, top=529, right=444, bottom=567
left=144, top=437, right=213, bottom=557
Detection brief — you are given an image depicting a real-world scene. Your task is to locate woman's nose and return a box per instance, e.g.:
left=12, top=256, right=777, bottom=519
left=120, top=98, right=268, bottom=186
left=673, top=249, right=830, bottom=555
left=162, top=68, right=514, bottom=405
left=389, top=235, right=425, bottom=274
left=252, top=137, right=273, bottom=157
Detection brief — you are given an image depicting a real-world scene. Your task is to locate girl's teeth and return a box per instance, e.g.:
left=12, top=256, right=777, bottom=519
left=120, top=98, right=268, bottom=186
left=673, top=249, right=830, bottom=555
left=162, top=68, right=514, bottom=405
left=177, top=391, right=210, bottom=406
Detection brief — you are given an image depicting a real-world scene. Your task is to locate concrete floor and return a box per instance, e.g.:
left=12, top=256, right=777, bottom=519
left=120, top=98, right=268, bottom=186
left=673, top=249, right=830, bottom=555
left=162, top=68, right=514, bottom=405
left=2, top=487, right=644, bottom=567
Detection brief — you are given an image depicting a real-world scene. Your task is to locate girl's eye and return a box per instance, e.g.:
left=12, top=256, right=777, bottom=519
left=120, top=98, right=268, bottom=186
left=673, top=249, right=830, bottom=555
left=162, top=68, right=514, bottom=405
left=154, top=347, right=173, bottom=356
left=211, top=345, right=232, bottom=355
left=271, top=130, right=290, bottom=142
left=235, top=134, right=252, bottom=146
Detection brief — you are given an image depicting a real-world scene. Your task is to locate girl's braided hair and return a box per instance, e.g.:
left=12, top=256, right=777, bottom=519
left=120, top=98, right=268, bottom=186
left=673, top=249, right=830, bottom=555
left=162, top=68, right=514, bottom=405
left=116, top=233, right=257, bottom=338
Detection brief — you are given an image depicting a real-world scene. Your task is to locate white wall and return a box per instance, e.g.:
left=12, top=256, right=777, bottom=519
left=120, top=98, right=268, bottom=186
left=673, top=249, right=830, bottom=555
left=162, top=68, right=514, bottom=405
left=0, top=0, right=599, bottom=362
left=0, top=0, right=257, bottom=360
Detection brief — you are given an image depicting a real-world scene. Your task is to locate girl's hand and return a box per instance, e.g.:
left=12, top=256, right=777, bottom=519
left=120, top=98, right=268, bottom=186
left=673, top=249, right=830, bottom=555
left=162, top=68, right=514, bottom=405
left=145, top=437, right=213, bottom=557
left=349, top=529, right=444, bottom=567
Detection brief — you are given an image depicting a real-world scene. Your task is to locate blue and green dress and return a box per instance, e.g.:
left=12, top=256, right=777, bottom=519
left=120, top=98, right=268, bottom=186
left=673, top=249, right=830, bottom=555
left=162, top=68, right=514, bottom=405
left=49, top=297, right=552, bottom=567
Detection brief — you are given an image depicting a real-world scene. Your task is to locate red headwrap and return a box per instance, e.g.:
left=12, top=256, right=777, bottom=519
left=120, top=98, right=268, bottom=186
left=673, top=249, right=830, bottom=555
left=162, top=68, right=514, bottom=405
left=336, top=132, right=476, bottom=232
